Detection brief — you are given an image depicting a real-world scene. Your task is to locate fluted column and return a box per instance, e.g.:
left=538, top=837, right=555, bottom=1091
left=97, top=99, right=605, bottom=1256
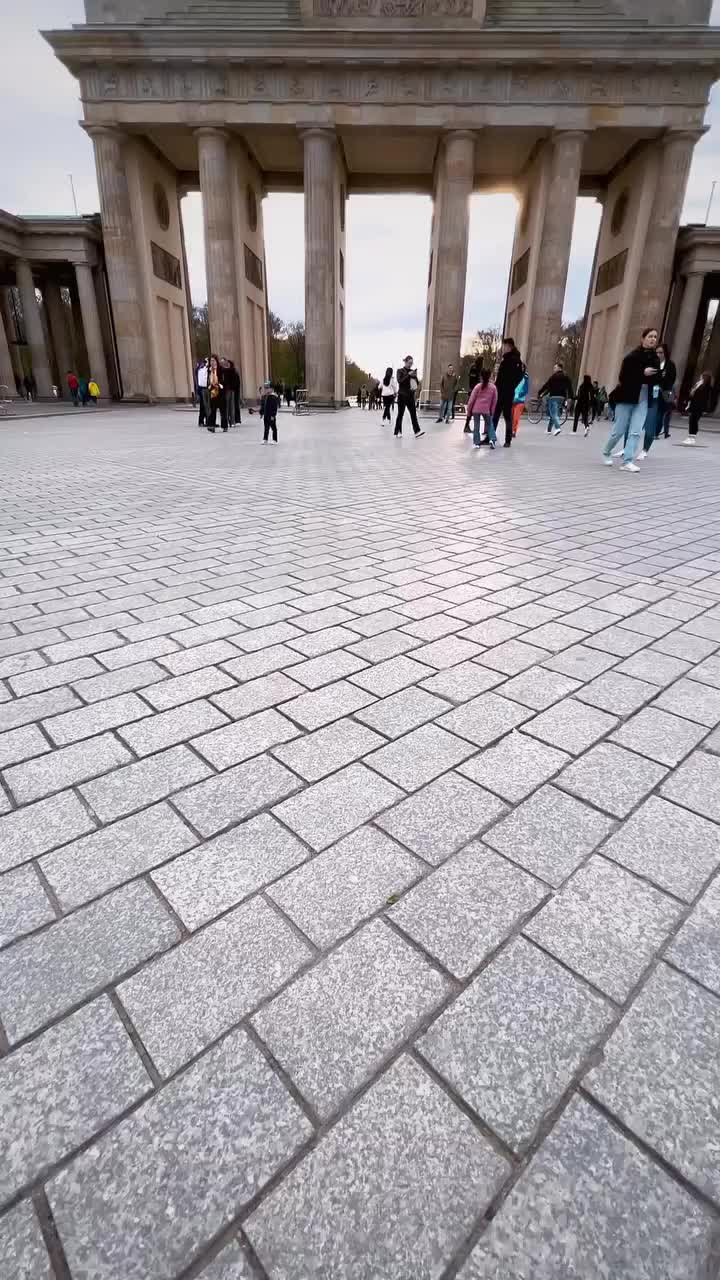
left=196, top=128, right=240, bottom=360
left=526, top=130, right=586, bottom=387
left=302, top=126, right=341, bottom=406
left=426, top=131, right=475, bottom=392
left=671, top=272, right=705, bottom=391
left=75, top=263, right=110, bottom=398
left=628, top=131, right=701, bottom=342
left=44, top=281, right=74, bottom=393
left=702, top=296, right=720, bottom=380
left=0, top=302, right=18, bottom=396
left=15, top=259, right=53, bottom=397
left=87, top=125, right=149, bottom=399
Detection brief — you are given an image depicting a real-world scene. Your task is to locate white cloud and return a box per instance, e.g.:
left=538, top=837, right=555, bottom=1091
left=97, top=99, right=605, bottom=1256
left=3, top=0, right=720, bottom=376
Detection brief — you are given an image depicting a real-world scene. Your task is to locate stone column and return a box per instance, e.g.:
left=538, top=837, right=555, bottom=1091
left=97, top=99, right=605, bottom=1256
left=628, top=131, right=700, bottom=342
left=526, top=130, right=586, bottom=387
left=15, top=259, right=53, bottom=397
left=702, top=298, right=720, bottom=379
left=196, top=128, right=241, bottom=360
left=302, top=126, right=341, bottom=406
left=75, top=262, right=110, bottom=398
left=425, top=131, right=475, bottom=394
left=670, top=272, right=705, bottom=390
left=44, top=281, right=74, bottom=393
left=87, top=125, right=150, bottom=399
left=0, top=304, right=18, bottom=396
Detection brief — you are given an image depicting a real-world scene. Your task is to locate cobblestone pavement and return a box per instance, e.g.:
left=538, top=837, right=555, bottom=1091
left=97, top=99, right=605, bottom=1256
left=1, top=406, right=720, bottom=1279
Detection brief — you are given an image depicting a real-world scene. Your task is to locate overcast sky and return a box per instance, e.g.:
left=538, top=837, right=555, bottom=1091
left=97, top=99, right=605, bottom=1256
left=3, top=0, right=720, bottom=376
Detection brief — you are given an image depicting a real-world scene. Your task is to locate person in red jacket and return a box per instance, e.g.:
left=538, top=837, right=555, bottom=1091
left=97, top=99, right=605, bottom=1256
left=66, top=371, right=79, bottom=407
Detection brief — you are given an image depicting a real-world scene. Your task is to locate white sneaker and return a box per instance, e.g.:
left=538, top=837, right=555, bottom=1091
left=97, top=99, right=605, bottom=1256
left=636, top=451, right=646, bottom=461
left=584, top=426, right=589, bottom=437
left=621, top=462, right=640, bottom=473
left=683, top=437, right=696, bottom=446
left=612, top=446, right=624, bottom=458
left=603, top=456, right=614, bottom=466
left=552, top=427, right=561, bottom=436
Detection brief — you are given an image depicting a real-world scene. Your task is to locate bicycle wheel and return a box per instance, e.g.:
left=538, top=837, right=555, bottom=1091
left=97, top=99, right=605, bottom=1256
left=559, top=401, right=570, bottom=426
left=527, top=398, right=544, bottom=425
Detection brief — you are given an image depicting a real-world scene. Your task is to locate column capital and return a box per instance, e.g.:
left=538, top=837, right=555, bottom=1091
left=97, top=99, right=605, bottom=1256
left=661, top=127, right=707, bottom=149
left=82, top=123, right=126, bottom=143
left=298, top=125, right=336, bottom=142
left=194, top=126, right=230, bottom=143
left=551, top=129, right=590, bottom=145
left=441, top=129, right=477, bottom=143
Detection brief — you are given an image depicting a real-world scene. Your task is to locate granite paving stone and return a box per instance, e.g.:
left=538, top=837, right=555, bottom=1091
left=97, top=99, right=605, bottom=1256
left=350, top=654, right=429, bottom=696
left=653, top=675, right=720, bottom=726
left=4, top=733, right=132, bottom=805
left=523, top=697, right=618, bottom=755
left=42, top=692, right=152, bottom=746
left=48, top=1028, right=311, bottom=1280
left=118, top=898, right=312, bottom=1076
left=286, top=648, right=368, bottom=689
left=0, top=998, right=150, bottom=1207
left=542, top=643, right=619, bottom=681
left=272, top=716, right=386, bottom=781
left=524, top=621, right=587, bottom=653
left=0, top=880, right=179, bottom=1042
left=273, top=762, right=402, bottom=851
left=80, top=744, right=212, bottom=823
left=652, top=630, right=718, bottom=662
left=209, top=671, right=303, bottom=720
left=574, top=670, right=657, bottom=715
left=366, top=722, right=475, bottom=790
left=345, top=628, right=420, bottom=662
left=587, top=964, right=720, bottom=1201
left=668, top=874, right=720, bottom=996
left=461, top=618, right=524, bottom=647
left=484, top=784, right=615, bottom=886
left=601, top=795, right=720, bottom=900
left=117, top=698, right=229, bottom=757
left=40, top=802, right=197, bottom=910
left=354, top=686, right=451, bottom=738
left=610, top=706, right=707, bottom=766
left=0, top=723, right=49, bottom=770
left=686, top=653, right=720, bottom=690
left=525, top=856, right=680, bottom=1001
left=460, top=731, right=570, bottom=804
left=152, top=812, right=309, bottom=929
left=0, top=1201, right=53, bottom=1279
left=477, top=638, right=552, bottom=676
left=282, top=679, right=376, bottom=729
left=661, top=748, right=720, bottom=821
left=198, top=1242, right=253, bottom=1280
left=438, top=691, right=534, bottom=747
left=556, top=742, right=668, bottom=818
left=252, top=919, right=449, bottom=1117
left=96, top=636, right=181, bottom=669
left=140, top=664, right=236, bottom=710
left=418, top=659, right=505, bottom=702
left=173, top=752, right=301, bottom=837
left=0, top=687, right=80, bottom=732
left=0, top=863, right=55, bottom=948
left=499, top=665, right=581, bottom=710
left=419, top=938, right=611, bottom=1149
left=0, top=789, right=94, bottom=874
left=410, top=634, right=485, bottom=669
left=70, top=659, right=167, bottom=702
left=246, top=1056, right=508, bottom=1280
left=390, top=843, right=547, bottom=978
left=8, top=655, right=102, bottom=696
left=376, top=771, right=508, bottom=864
left=269, top=825, right=422, bottom=947
left=559, top=605, right=618, bottom=633
left=459, top=1096, right=714, bottom=1279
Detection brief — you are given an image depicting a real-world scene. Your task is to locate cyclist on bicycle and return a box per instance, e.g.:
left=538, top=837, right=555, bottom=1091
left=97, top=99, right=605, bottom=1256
left=537, top=362, right=574, bottom=436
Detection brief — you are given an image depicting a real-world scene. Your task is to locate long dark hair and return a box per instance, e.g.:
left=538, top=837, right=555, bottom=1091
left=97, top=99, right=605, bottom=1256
left=480, top=369, right=491, bottom=389
left=383, top=366, right=393, bottom=387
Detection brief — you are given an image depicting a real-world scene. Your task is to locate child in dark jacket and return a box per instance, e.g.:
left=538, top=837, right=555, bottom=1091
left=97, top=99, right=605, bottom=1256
left=261, top=381, right=280, bottom=443
left=684, top=372, right=713, bottom=446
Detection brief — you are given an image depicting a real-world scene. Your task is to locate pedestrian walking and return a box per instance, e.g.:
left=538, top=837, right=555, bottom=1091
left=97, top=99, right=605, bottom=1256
left=23, top=373, right=35, bottom=401
left=78, top=376, right=90, bottom=406
left=395, top=355, right=424, bottom=438
left=66, top=371, right=79, bottom=406
left=493, top=337, right=524, bottom=448
left=381, top=366, right=397, bottom=422
left=464, top=357, right=481, bottom=433
left=596, top=384, right=608, bottom=420
left=261, top=380, right=280, bottom=443
left=88, top=378, right=100, bottom=405
left=224, top=360, right=241, bottom=426
left=206, top=354, right=227, bottom=433
left=196, top=358, right=209, bottom=426
left=639, top=343, right=677, bottom=455
left=683, top=371, right=713, bottom=445
left=573, top=374, right=594, bottom=435
left=602, top=327, right=660, bottom=472
left=437, top=364, right=459, bottom=423
left=537, top=362, right=573, bottom=435
left=511, top=362, right=530, bottom=438
left=466, top=369, right=498, bottom=449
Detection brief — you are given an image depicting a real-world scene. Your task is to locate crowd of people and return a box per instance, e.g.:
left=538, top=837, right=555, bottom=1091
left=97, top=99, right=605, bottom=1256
left=65, top=370, right=101, bottom=407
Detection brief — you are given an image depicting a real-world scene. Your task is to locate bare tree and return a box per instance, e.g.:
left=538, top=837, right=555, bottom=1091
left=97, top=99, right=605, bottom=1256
left=285, top=321, right=306, bottom=388
left=192, top=303, right=210, bottom=358
left=556, top=318, right=585, bottom=390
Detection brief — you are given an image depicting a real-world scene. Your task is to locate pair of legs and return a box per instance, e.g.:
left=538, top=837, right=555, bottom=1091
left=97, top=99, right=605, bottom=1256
left=263, top=415, right=278, bottom=442
left=689, top=410, right=702, bottom=436
left=69, top=388, right=79, bottom=407
left=198, top=388, right=209, bottom=426
left=473, top=412, right=495, bottom=446
left=395, top=396, right=422, bottom=436
left=603, top=398, right=648, bottom=464
left=642, top=397, right=666, bottom=453
left=382, top=395, right=395, bottom=422
left=573, top=403, right=589, bottom=433
left=437, top=397, right=453, bottom=423
left=207, top=392, right=228, bottom=432
left=547, top=396, right=564, bottom=433
left=512, top=402, right=524, bottom=437
left=492, top=397, right=514, bottom=447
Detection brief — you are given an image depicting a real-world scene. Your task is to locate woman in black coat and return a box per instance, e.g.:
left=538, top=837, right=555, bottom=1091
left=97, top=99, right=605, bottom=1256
left=684, top=371, right=714, bottom=446
left=573, top=374, right=594, bottom=435
left=640, top=343, right=677, bottom=455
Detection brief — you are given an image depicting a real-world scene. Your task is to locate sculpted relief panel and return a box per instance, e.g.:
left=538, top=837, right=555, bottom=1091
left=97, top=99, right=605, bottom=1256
left=314, top=0, right=474, bottom=14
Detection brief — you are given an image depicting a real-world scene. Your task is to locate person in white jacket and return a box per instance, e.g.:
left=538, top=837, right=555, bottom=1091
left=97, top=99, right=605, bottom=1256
left=381, top=366, right=398, bottom=423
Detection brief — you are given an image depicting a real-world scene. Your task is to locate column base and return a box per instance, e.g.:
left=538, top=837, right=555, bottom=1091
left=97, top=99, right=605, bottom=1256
left=306, top=396, right=350, bottom=411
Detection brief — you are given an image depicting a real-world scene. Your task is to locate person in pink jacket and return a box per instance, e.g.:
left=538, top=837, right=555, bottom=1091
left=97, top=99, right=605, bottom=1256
left=466, top=370, right=499, bottom=449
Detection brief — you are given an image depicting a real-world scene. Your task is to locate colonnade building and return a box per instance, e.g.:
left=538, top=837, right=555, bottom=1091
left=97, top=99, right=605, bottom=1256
left=20, top=0, right=720, bottom=405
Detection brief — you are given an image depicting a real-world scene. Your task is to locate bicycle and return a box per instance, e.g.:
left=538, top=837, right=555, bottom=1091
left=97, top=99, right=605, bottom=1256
left=527, top=395, right=570, bottom=427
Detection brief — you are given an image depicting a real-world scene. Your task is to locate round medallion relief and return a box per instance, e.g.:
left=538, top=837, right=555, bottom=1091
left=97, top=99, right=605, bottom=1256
left=247, top=185, right=258, bottom=233
left=153, top=183, right=170, bottom=231
left=611, top=188, right=630, bottom=238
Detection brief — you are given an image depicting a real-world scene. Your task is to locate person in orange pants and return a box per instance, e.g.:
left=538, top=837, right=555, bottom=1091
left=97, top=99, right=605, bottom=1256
left=512, top=363, right=530, bottom=437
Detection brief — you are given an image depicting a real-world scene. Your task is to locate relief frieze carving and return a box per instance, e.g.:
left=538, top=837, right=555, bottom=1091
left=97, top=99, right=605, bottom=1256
left=315, top=0, right=473, bottom=14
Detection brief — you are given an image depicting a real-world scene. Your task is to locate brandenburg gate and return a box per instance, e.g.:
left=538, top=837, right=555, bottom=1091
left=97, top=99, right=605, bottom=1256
left=45, top=1, right=720, bottom=405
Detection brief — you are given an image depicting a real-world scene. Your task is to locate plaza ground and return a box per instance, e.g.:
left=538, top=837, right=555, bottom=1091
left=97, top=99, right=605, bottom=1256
left=1, top=404, right=720, bottom=1278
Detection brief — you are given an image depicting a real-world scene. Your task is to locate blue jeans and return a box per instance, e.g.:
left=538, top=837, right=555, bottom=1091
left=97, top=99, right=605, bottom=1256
left=440, top=398, right=453, bottom=421
left=473, top=413, right=495, bottom=445
left=547, top=396, right=564, bottom=432
left=603, top=391, right=649, bottom=463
